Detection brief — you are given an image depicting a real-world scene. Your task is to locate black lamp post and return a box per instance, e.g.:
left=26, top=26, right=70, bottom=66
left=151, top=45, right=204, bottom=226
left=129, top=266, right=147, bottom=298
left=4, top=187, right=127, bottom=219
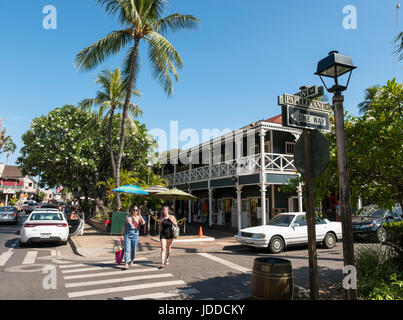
left=315, top=51, right=357, bottom=300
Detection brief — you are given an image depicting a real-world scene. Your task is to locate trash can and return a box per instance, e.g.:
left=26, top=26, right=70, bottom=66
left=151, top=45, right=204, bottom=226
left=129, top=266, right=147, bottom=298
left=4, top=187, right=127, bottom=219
left=110, top=211, right=128, bottom=235
left=250, top=257, right=293, bottom=300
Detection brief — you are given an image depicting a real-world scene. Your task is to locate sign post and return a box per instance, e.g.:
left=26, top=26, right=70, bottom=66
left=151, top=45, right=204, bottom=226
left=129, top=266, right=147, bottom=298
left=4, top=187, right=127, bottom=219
left=278, top=85, right=330, bottom=300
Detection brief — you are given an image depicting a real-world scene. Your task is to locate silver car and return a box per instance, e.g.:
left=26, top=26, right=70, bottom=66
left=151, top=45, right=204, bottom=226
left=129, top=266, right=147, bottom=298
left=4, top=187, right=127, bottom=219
left=0, top=206, right=19, bottom=224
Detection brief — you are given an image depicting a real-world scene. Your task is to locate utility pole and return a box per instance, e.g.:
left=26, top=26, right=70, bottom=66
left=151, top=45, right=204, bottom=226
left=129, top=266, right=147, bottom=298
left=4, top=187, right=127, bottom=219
left=333, top=92, right=357, bottom=300
left=302, top=128, right=319, bottom=300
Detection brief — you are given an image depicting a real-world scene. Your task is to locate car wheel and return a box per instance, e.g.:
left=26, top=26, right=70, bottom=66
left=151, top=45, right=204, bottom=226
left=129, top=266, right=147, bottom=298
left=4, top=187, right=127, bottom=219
left=269, top=236, right=284, bottom=254
left=323, top=232, right=337, bottom=249
left=61, top=241, right=68, bottom=246
left=19, top=239, right=26, bottom=247
left=377, top=227, right=387, bottom=243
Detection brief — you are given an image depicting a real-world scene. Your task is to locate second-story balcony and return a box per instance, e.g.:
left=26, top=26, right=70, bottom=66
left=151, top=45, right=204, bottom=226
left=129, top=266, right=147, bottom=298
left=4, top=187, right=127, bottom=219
left=164, top=152, right=296, bottom=186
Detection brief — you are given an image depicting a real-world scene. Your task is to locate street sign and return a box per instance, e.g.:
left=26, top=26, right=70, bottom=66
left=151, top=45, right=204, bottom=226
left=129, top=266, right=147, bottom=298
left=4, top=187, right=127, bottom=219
left=294, top=129, right=330, bottom=178
left=294, top=85, right=324, bottom=99
left=287, top=106, right=330, bottom=132
left=278, top=93, right=332, bottom=113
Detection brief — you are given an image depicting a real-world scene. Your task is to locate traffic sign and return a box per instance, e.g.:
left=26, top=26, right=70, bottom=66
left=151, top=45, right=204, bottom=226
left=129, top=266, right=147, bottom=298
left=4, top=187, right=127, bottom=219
left=294, top=129, right=330, bottom=178
left=294, top=86, right=324, bottom=99
left=287, top=106, right=330, bottom=132
left=278, top=93, right=332, bottom=113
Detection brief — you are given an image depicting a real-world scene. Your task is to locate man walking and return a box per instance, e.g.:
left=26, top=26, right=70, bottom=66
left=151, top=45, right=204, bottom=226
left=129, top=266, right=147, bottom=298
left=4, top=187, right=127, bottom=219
left=140, top=201, right=150, bottom=235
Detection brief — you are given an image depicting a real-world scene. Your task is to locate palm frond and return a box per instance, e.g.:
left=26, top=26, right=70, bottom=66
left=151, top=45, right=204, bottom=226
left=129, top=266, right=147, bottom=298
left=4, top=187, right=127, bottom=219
left=147, top=31, right=183, bottom=96
left=75, top=30, right=132, bottom=71
left=78, top=98, right=96, bottom=112
left=152, top=13, right=199, bottom=35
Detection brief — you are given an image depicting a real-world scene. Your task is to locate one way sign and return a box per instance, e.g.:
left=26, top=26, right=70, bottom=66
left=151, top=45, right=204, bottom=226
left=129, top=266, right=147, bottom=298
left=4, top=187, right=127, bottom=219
left=287, top=106, right=330, bottom=132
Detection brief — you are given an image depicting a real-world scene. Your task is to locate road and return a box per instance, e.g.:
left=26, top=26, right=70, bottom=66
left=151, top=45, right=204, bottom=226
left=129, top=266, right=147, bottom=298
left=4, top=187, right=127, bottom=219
left=1, top=213, right=348, bottom=300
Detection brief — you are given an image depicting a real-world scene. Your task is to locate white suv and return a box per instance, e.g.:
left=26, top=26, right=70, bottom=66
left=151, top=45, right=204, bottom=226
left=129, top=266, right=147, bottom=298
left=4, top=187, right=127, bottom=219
left=20, top=210, right=69, bottom=246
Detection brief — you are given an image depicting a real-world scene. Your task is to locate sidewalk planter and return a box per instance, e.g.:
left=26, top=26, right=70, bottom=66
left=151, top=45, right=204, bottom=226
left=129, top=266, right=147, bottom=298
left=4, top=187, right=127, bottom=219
left=250, top=257, right=293, bottom=300
left=110, top=211, right=128, bottom=235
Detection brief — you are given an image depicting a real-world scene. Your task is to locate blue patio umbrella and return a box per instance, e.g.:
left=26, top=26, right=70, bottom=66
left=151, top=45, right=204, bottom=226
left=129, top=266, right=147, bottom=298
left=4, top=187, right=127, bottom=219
left=112, top=185, right=149, bottom=195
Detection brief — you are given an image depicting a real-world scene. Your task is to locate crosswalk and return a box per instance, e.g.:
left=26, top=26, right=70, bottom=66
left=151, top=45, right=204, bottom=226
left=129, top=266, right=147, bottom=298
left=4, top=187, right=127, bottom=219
left=59, top=257, right=201, bottom=300
left=0, top=245, right=61, bottom=267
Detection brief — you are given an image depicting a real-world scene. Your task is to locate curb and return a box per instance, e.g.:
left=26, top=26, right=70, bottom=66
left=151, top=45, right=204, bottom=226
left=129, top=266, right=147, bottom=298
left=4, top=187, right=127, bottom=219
left=68, top=236, right=84, bottom=257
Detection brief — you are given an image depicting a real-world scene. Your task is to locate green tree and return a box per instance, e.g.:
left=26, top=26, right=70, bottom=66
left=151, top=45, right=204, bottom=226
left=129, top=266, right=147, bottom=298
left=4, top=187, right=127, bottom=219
left=17, top=105, right=156, bottom=213
left=357, top=85, right=380, bottom=114
left=0, top=127, right=17, bottom=161
left=79, top=68, right=142, bottom=208
left=75, top=0, right=199, bottom=209
left=283, top=79, right=403, bottom=213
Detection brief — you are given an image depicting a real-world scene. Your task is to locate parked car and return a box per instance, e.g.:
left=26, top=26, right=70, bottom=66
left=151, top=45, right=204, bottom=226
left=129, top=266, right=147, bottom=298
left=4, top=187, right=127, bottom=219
left=235, top=212, right=343, bottom=254
left=20, top=210, right=69, bottom=247
left=0, top=206, right=19, bottom=224
left=22, top=200, right=37, bottom=214
left=352, top=205, right=402, bottom=243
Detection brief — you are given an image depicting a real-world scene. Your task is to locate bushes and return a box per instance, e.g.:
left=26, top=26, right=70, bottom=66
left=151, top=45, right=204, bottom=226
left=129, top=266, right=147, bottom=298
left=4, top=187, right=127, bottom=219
left=384, top=221, right=403, bottom=269
left=355, top=238, right=403, bottom=299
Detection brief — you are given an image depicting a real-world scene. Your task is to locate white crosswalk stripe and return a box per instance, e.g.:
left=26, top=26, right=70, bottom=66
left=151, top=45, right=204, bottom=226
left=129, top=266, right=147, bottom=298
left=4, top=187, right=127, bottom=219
left=67, top=280, right=187, bottom=298
left=60, top=258, right=200, bottom=300
left=65, top=273, right=174, bottom=288
left=0, top=249, right=14, bottom=267
left=123, top=288, right=200, bottom=300
left=22, top=251, right=38, bottom=265
left=63, top=267, right=160, bottom=280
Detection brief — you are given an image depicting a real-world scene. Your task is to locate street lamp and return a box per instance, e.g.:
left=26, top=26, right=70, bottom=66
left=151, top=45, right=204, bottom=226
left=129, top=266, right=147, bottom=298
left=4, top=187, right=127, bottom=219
left=315, top=51, right=356, bottom=93
left=146, top=160, right=152, bottom=185
left=315, top=51, right=357, bottom=300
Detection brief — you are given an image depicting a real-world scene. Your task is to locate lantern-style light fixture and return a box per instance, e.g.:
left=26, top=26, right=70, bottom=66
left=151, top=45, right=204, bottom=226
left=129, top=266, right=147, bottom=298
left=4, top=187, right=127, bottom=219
left=315, top=51, right=357, bottom=93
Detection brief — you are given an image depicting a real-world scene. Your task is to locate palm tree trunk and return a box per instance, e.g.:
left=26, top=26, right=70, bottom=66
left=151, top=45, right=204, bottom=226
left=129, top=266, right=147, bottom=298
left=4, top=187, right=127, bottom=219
left=108, top=107, right=117, bottom=179
left=114, top=38, right=140, bottom=210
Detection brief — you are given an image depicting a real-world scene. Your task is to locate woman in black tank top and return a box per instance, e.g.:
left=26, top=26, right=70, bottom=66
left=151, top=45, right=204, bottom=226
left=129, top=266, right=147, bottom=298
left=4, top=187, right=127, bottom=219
left=158, top=205, right=178, bottom=269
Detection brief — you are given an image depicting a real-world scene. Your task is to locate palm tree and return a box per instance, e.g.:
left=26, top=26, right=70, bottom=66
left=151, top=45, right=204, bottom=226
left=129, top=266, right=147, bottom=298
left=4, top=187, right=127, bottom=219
left=358, top=85, right=380, bottom=114
left=76, top=0, right=199, bottom=209
left=79, top=68, right=142, bottom=184
left=395, top=31, right=403, bottom=61
left=0, top=128, right=16, bottom=162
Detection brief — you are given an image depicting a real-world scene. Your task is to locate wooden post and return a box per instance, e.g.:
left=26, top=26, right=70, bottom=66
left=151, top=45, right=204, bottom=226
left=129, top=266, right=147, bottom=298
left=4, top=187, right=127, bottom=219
left=333, top=92, right=357, bottom=300
left=303, top=128, right=319, bottom=300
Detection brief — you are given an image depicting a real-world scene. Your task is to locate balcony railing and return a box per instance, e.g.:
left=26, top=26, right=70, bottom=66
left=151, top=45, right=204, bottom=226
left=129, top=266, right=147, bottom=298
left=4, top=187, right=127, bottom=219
left=164, top=153, right=296, bottom=185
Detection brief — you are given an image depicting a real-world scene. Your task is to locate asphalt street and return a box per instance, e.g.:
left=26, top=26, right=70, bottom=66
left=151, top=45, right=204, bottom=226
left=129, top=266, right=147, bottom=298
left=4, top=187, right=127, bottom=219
left=0, top=212, right=348, bottom=300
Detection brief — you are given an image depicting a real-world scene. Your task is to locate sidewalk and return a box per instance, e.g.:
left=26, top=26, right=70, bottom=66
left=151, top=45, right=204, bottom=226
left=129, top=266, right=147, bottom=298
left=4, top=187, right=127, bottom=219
left=69, top=221, right=243, bottom=258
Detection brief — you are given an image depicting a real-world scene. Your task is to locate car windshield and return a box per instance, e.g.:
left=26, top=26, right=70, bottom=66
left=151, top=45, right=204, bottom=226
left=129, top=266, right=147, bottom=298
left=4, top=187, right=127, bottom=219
left=268, top=214, right=295, bottom=227
left=0, top=207, right=15, bottom=212
left=367, top=209, right=384, bottom=219
left=30, top=213, right=63, bottom=221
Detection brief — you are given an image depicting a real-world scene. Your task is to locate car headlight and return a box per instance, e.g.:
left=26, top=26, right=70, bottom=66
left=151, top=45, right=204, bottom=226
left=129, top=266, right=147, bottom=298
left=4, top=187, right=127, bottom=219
left=366, top=223, right=374, bottom=228
left=253, top=233, right=267, bottom=239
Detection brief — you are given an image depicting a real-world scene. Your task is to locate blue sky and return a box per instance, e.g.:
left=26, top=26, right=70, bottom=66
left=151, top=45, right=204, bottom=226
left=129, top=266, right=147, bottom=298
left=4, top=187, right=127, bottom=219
left=1, top=0, right=402, bottom=165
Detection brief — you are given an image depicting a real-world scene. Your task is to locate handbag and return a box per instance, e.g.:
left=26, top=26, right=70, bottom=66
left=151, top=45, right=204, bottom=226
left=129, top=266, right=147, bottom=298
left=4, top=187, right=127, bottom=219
left=170, top=215, right=180, bottom=238
left=114, top=238, right=124, bottom=265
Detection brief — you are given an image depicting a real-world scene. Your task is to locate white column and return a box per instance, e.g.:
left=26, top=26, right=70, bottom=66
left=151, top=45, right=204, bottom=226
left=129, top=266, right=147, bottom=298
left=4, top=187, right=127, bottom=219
left=236, top=184, right=242, bottom=230
left=259, top=128, right=267, bottom=225
left=208, top=146, right=212, bottom=226
left=358, top=197, right=362, bottom=210
left=298, top=182, right=304, bottom=213
left=208, top=189, right=213, bottom=227
left=188, top=160, right=192, bottom=223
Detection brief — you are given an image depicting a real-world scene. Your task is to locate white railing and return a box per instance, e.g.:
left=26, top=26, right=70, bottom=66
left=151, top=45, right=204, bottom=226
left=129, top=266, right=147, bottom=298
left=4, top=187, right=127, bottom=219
left=164, top=153, right=296, bottom=185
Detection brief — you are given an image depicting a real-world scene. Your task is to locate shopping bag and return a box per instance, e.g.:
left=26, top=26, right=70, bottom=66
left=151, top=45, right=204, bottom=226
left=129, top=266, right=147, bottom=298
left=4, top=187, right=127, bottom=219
left=172, top=225, right=180, bottom=238
left=114, top=238, right=124, bottom=265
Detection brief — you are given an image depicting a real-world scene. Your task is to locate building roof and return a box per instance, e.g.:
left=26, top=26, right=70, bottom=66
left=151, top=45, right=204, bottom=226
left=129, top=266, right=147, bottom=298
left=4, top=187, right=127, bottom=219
left=264, top=114, right=282, bottom=124
left=1, top=165, right=24, bottom=179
